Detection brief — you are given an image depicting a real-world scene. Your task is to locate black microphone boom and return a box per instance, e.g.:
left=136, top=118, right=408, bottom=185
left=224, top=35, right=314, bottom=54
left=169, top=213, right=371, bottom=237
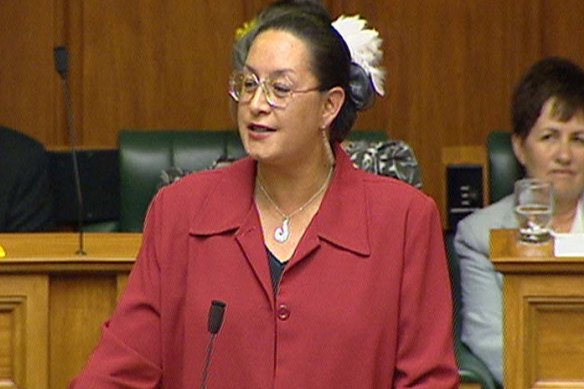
left=201, top=300, right=227, bottom=389
left=54, top=46, right=86, bottom=255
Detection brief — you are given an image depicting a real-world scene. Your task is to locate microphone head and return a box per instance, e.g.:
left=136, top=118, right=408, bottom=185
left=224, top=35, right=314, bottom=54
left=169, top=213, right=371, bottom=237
left=208, top=300, right=227, bottom=334
left=54, top=46, right=69, bottom=79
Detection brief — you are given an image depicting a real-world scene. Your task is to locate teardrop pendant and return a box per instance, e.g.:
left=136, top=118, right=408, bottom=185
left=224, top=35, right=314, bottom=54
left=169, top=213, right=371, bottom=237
left=274, top=218, right=290, bottom=243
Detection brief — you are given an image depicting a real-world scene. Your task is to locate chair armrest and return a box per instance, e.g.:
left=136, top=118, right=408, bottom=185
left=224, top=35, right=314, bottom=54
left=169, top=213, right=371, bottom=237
left=456, top=341, right=500, bottom=389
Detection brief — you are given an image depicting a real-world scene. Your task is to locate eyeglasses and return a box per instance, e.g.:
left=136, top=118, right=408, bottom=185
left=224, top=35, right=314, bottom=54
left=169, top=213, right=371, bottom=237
left=229, top=71, right=321, bottom=109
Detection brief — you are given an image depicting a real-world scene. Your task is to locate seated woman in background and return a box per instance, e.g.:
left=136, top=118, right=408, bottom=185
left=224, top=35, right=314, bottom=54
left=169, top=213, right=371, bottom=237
left=0, top=126, right=54, bottom=232
left=455, top=56, right=584, bottom=385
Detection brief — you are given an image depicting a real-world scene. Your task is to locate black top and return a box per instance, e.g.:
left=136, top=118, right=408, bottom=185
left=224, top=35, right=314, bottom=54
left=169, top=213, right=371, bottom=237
left=267, top=249, right=288, bottom=293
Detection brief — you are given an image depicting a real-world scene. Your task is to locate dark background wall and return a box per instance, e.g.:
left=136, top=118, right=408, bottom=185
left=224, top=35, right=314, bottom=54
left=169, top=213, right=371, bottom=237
left=1, top=0, right=584, bottom=220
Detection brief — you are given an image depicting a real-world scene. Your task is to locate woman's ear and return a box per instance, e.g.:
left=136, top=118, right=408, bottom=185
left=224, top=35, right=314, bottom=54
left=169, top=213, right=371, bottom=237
left=511, top=133, right=527, bottom=166
left=320, top=86, right=345, bottom=129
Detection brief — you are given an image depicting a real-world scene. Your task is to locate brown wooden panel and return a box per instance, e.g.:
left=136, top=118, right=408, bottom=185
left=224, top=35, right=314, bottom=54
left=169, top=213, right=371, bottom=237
left=0, top=276, right=49, bottom=389
left=4, top=0, right=584, bottom=222
left=0, top=234, right=137, bottom=388
left=506, top=278, right=584, bottom=388
left=78, top=1, right=258, bottom=146
left=116, top=274, right=130, bottom=301
left=49, top=275, right=119, bottom=389
left=529, top=300, right=584, bottom=380
left=0, top=0, right=60, bottom=145
left=384, top=0, right=541, bottom=216
left=0, top=298, right=24, bottom=389
left=541, top=0, right=584, bottom=67
left=460, top=384, right=481, bottom=389
left=0, top=232, right=141, bottom=260
left=491, top=233, right=584, bottom=388
left=532, top=382, right=584, bottom=389
left=68, top=0, right=545, bottom=221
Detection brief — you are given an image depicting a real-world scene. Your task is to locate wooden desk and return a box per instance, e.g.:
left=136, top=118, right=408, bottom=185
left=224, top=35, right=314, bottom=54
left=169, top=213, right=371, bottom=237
left=491, top=229, right=584, bottom=389
left=0, top=233, right=141, bottom=389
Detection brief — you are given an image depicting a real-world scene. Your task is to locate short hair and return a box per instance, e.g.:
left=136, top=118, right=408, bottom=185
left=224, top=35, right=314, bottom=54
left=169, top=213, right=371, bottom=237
left=512, top=57, right=584, bottom=139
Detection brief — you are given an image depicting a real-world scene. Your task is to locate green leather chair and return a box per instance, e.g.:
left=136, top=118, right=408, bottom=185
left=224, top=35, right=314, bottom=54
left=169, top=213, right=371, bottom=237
left=118, top=129, right=389, bottom=232
left=487, top=131, right=524, bottom=203
left=347, top=130, right=388, bottom=142
left=444, top=130, right=521, bottom=389
left=119, top=129, right=246, bottom=232
left=445, top=232, right=500, bottom=389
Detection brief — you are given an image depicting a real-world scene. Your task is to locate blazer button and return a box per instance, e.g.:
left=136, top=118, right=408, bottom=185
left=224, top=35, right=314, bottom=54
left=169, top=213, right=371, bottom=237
left=277, top=304, right=290, bottom=320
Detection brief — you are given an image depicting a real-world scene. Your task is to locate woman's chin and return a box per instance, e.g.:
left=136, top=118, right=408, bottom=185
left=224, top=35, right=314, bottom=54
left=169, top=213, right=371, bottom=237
left=246, top=149, right=271, bottom=163
left=553, top=188, right=584, bottom=207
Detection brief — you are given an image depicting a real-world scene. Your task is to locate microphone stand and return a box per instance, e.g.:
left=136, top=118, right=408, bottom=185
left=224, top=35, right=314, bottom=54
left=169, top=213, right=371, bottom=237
left=200, top=333, right=218, bottom=389
left=55, top=46, right=86, bottom=256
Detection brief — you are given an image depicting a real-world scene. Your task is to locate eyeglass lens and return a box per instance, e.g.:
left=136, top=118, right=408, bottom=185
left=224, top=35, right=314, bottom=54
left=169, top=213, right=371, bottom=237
left=230, top=72, right=293, bottom=108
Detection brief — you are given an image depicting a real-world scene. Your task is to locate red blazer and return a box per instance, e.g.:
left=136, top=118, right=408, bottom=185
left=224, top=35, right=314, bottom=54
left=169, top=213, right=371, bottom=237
left=71, top=148, right=458, bottom=388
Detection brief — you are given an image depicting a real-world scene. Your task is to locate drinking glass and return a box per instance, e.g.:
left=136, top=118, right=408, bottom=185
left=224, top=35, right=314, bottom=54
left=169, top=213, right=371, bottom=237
left=514, top=178, right=554, bottom=243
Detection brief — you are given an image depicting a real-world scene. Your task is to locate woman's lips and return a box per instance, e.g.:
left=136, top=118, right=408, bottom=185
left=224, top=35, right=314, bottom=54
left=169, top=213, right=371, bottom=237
left=550, top=169, right=575, bottom=177
left=247, top=124, right=276, bottom=140
left=248, top=124, right=275, bottom=133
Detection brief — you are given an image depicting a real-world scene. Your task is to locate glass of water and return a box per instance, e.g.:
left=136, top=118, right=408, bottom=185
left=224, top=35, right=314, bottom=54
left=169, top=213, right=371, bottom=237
left=514, top=178, right=554, bottom=243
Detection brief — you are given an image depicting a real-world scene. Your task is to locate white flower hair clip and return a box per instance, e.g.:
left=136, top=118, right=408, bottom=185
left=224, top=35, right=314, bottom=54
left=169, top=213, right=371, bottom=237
left=332, top=15, right=385, bottom=96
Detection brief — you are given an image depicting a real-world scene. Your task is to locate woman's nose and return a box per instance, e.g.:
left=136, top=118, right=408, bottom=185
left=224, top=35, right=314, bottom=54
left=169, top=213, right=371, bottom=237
left=248, top=84, right=272, bottom=112
left=555, top=140, right=573, bottom=165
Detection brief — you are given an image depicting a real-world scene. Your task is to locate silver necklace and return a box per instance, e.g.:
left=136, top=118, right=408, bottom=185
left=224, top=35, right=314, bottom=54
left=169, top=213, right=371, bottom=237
left=257, top=167, right=333, bottom=243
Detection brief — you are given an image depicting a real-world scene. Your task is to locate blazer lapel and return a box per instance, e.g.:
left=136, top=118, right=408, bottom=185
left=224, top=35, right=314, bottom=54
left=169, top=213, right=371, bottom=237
left=287, top=147, right=371, bottom=272
left=187, top=148, right=371, bottom=302
left=188, top=158, right=274, bottom=305
left=315, top=147, right=370, bottom=256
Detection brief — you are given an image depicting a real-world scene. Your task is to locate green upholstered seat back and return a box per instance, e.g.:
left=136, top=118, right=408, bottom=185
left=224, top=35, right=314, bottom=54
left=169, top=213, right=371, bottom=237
left=445, top=231, right=500, bottom=389
left=118, top=129, right=387, bottom=232
left=119, top=129, right=245, bottom=232
left=347, top=130, right=387, bottom=142
left=487, top=131, right=524, bottom=203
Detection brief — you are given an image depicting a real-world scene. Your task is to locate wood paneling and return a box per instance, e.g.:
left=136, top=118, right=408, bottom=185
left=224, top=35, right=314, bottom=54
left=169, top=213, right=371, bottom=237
left=0, top=276, right=48, bottom=389
left=385, top=0, right=541, bottom=218
left=49, top=276, right=119, bottom=389
left=0, top=233, right=141, bottom=388
left=491, top=229, right=584, bottom=388
left=0, top=1, right=60, bottom=144
left=460, top=384, right=481, bottom=389
left=79, top=1, right=260, bottom=146
left=1, top=0, right=584, bottom=220
left=541, top=0, right=584, bottom=64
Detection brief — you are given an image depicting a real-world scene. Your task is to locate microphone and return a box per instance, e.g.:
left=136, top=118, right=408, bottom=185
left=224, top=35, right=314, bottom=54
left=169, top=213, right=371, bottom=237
left=54, top=46, right=86, bottom=255
left=201, top=300, right=227, bottom=389
left=208, top=300, right=227, bottom=334
left=54, top=46, right=68, bottom=78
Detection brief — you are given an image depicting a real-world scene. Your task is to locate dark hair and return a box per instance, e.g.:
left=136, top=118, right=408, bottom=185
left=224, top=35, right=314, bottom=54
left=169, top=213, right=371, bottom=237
left=232, top=1, right=331, bottom=71
left=512, top=57, right=584, bottom=139
left=236, top=1, right=374, bottom=143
